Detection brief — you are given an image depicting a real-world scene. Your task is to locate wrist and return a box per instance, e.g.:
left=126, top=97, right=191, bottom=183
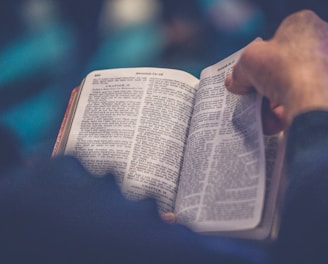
left=284, top=88, right=328, bottom=123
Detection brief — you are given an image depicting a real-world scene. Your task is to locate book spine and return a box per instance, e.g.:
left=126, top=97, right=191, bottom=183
left=52, top=87, right=79, bottom=156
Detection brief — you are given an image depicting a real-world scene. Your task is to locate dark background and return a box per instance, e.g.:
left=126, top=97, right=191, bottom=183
left=0, top=0, right=325, bottom=162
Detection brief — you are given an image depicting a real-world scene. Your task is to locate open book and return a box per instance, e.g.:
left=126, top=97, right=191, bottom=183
left=53, top=47, right=285, bottom=240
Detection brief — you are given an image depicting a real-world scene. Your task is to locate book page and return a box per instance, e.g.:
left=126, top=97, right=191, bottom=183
left=210, top=133, right=285, bottom=239
left=174, top=51, right=266, bottom=232
left=257, top=133, right=285, bottom=239
left=63, top=68, right=199, bottom=212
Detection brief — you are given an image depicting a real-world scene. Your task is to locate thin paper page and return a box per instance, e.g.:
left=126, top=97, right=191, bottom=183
left=175, top=51, right=266, bottom=232
left=64, top=67, right=199, bottom=212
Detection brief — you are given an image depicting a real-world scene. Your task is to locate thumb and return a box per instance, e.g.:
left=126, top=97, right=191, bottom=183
left=225, top=39, right=266, bottom=95
left=225, top=64, right=254, bottom=95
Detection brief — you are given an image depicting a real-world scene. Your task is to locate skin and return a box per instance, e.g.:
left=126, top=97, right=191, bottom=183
left=225, top=10, right=328, bottom=128
left=163, top=10, right=328, bottom=222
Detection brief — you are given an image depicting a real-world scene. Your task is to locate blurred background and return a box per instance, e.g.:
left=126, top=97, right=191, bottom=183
left=0, top=0, right=326, bottom=162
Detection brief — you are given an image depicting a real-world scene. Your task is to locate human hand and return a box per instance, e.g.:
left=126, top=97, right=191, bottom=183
left=225, top=10, right=328, bottom=125
left=161, top=212, right=177, bottom=224
left=261, top=98, right=286, bottom=134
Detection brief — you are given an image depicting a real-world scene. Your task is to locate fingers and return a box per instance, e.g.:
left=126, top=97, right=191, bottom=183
left=261, top=98, right=286, bottom=135
left=225, top=67, right=253, bottom=95
left=225, top=41, right=264, bottom=95
left=160, top=212, right=177, bottom=224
